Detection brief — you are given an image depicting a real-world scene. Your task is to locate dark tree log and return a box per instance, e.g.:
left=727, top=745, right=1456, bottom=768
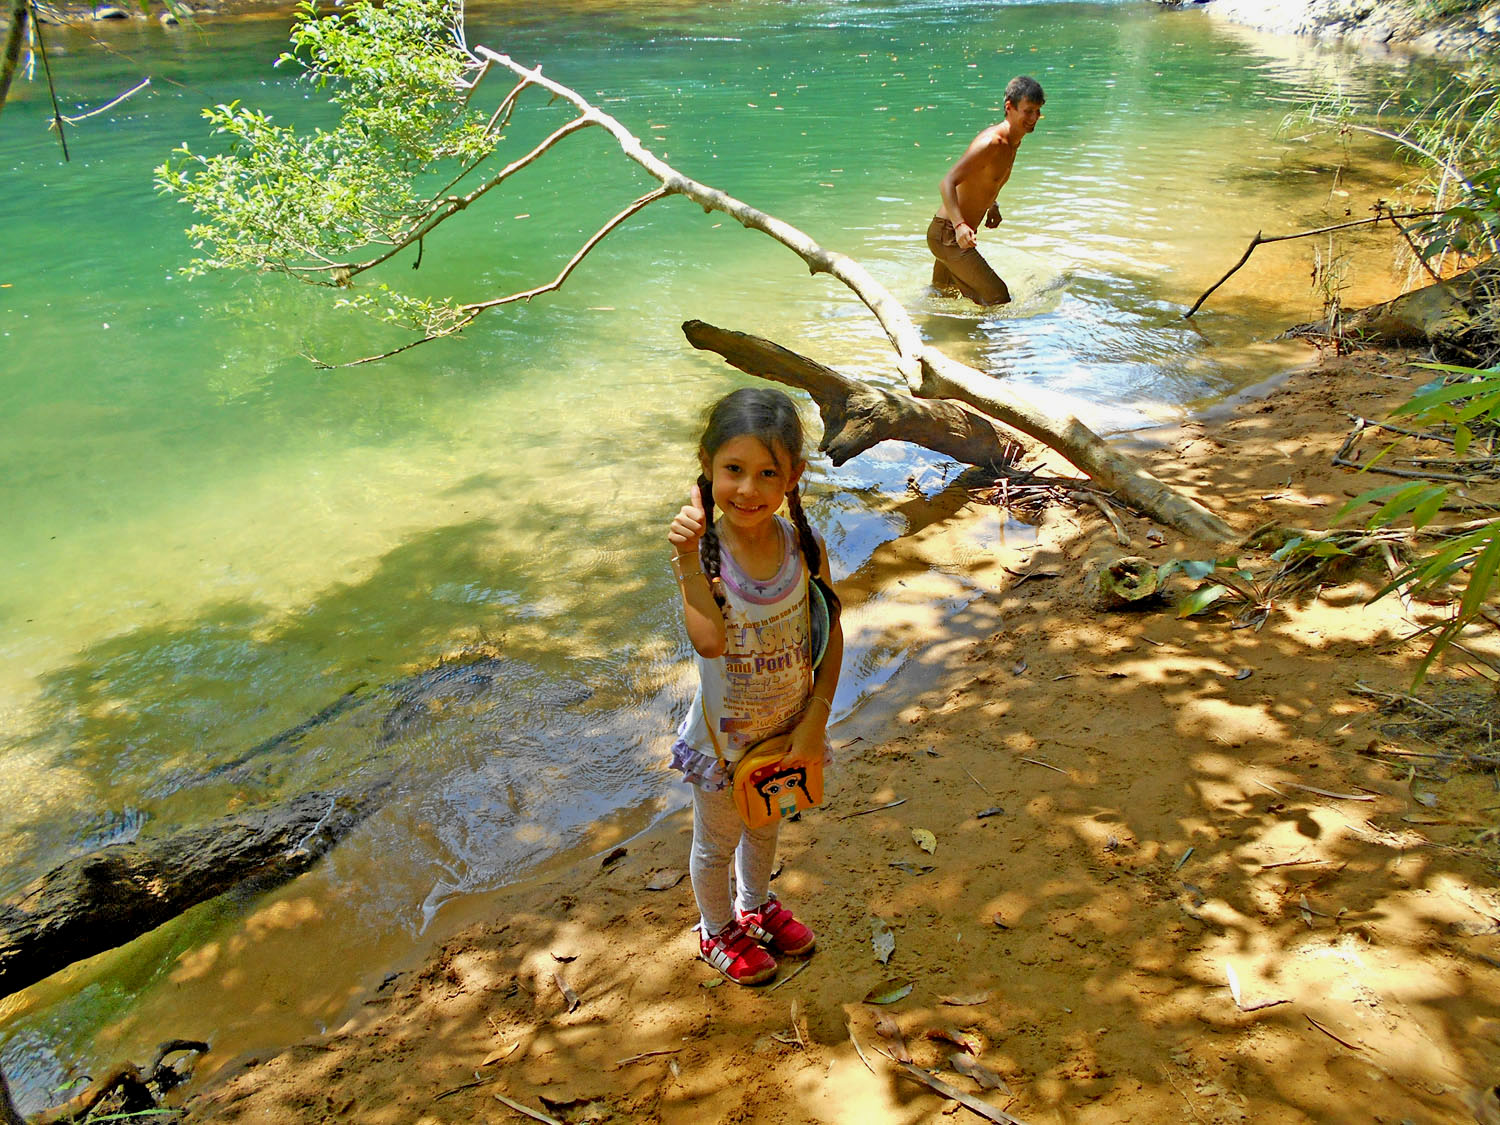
left=682, top=320, right=1023, bottom=470
left=0, top=787, right=385, bottom=999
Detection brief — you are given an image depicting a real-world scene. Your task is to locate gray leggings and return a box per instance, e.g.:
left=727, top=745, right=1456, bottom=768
left=690, top=781, right=780, bottom=936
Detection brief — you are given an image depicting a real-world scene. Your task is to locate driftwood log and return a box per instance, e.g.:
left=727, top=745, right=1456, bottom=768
left=682, top=321, right=1024, bottom=469
left=0, top=786, right=384, bottom=999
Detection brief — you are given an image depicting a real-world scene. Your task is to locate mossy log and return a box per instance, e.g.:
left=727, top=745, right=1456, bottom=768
left=0, top=787, right=384, bottom=999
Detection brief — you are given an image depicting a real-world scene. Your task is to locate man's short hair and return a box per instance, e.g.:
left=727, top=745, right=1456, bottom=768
left=1005, top=75, right=1045, bottom=107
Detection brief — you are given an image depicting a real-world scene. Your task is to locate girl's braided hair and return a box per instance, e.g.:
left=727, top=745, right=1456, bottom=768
left=696, top=388, right=840, bottom=619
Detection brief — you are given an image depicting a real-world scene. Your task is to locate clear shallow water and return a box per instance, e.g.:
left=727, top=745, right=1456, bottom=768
left=0, top=0, right=1450, bottom=1107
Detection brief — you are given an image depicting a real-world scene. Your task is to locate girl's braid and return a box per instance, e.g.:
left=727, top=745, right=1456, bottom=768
left=696, top=472, right=727, bottom=610
left=785, top=486, right=841, bottom=616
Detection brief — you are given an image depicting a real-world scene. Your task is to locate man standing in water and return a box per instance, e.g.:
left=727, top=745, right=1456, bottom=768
left=928, top=75, right=1045, bottom=306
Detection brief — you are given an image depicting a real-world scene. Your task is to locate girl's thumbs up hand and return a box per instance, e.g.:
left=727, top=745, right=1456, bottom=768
left=668, top=483, right=707, bottom=557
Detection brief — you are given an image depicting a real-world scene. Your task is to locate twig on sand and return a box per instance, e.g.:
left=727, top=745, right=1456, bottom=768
left=961, top=764, right=994, bottom=796
left=613, top=1049, right=681, bottom=1068
left=1239, top=998, right=1292, bottom=1013
left=892, top=1061, right=1031, bottom=1124
left=435, top=1077, right=491, bottom=1101
left=770, top=960, right=811, bottom=992
left=1305, top=1014, right=1364, bottom=1052
left=495, top=1090, right=564, bottom=1125
left=839, top=798, right=907, bottom=819
left=1020, top=757, right=1066, bottom=775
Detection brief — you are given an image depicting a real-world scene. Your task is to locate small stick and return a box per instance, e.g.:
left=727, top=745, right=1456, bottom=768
left=1239, top=998, right=1293, bottom=1013
left=769, top=960, right=812, bottom=991
left=1020, top=757, right=1066, bottom=775
left=960, top=764, right=994, bottom=796
left=1185, top=209, right=1441, bottom=317
left=436, top=1078, right=490, bottom=1101
left=1304, top=1014, right=1364, bottom=1053
left=839, top=798, right=908, bottom=819
left=613, top=1049, right=681, bottom=1068
left=1331, top=454, right=1480, bottom=483
left=1345, top=414, right=1456, bottom=446
left=495, top=1091, right=564, bottom=1125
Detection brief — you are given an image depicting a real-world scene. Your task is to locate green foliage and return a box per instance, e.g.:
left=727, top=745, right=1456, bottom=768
left=1403, top=0, right=1485, bottom=18
left=1155, top=535, right=1357, bottom=628
left=1342, top=362, right=1500, bottom=683
left=1393, top=58, right=1500, bottom=266
left=1293, top=53, right=1499, bottom=270
left=156, top=0, right=495, bottom=291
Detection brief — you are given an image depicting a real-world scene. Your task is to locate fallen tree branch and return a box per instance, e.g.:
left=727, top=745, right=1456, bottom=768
left=0, top=786, right=386, bottom=997
left=1185, top=208, right=1443, bottom=318
left=465, top=48, right=1231, bottom=540
left=682, top=320, right=1024, bottom=469
left=321, top=187, right=670, bottom=367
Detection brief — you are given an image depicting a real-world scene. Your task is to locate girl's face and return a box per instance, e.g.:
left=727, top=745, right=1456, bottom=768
left=702, top=435, right=804, bottom=535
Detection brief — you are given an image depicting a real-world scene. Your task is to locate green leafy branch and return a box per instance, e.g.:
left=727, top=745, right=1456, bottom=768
left=1341, top=362, right=1500, bottom=683
left=1158, top=531, right=1373, bottom=630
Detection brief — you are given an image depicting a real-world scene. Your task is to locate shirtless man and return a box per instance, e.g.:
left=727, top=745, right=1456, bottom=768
left=928, top=75, right=1045, bottom=306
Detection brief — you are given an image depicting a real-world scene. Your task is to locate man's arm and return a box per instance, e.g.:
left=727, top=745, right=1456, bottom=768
left=938, top=129, right=1007, bottom=250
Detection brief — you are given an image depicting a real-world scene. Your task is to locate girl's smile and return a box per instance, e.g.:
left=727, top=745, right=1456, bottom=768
left=704, top=435, right=804, bottom=540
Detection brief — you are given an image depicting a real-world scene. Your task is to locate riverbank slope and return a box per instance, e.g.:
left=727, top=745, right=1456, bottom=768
left=1160, top=0, right=1497, bottom=54
left=177, top=344, right=1500, bottom=1125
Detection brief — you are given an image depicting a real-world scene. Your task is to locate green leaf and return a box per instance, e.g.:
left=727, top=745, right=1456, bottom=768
left=1459, top=529, right=1500, bottom=620
left=1371, top=484, right=1449, bottom=530
left=1268, top=537, right=1305, bottom=562
left=864, top=980, right=914, bottom=1005
left=1411, top=488, right=1447, bottom=529
left=1177, top=584, right=1229, bottom=618
left=1336, top=481, right=1419, bottom=523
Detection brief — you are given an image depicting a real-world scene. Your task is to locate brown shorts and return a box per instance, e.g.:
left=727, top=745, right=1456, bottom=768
left=927, top=215, right=1011, bottom=306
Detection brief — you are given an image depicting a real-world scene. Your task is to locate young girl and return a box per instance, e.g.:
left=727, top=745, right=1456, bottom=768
left=667, top=387, right=843, bottom=985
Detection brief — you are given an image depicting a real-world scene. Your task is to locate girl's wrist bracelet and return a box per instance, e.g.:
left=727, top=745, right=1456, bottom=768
left=671, top=554, right=704, bottom=581
left=805, top=696, right=831, bottom=716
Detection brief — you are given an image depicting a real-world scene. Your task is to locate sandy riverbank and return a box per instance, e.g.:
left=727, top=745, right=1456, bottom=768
left=168, top=345, right=1500, bottom=1125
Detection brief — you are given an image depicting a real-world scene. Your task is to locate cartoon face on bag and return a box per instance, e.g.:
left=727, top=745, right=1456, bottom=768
left=749, top=761, right=812, bottom=818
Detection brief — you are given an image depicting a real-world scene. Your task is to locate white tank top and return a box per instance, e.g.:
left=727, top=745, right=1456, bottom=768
left=677, top=517, right=813, bottom=764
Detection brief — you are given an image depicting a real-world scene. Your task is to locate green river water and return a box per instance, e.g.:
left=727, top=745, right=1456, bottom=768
left=0, top=0, right=1450, bottom=1108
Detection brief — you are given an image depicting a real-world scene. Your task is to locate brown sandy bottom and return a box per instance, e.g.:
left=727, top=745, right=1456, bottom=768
left=184, top=350, right=1500, bottom=1125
